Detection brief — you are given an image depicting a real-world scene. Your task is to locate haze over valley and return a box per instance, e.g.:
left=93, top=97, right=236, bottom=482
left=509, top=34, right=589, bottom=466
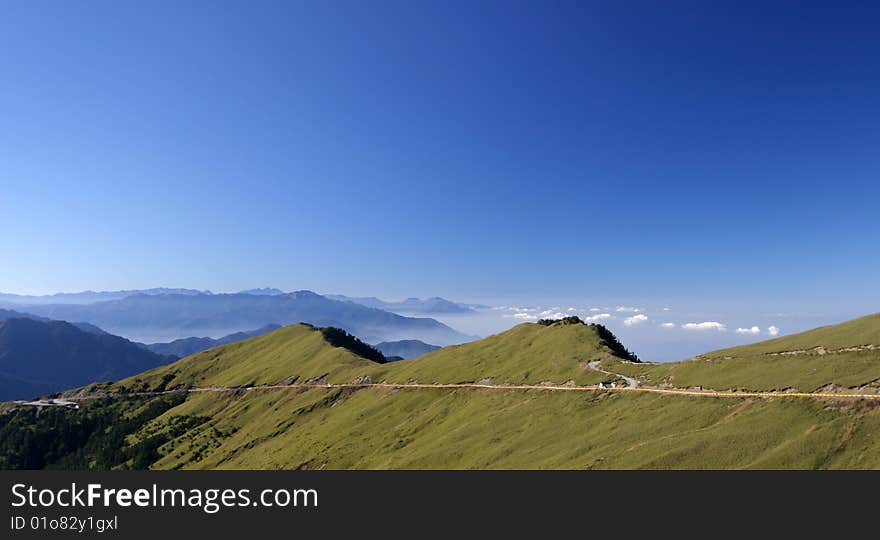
left=4, top=287, right=873, bottom=363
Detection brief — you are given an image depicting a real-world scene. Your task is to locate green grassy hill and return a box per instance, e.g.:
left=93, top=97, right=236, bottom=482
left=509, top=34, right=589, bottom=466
left=120, top=324, right=380, bottom=390
left=608, top=313, right=880, bottom=392
left=113, top=318, right=627, bottom=393
left=378, top=319, right=629, bottom=386
left=707, top=313, right=880, bottom=354
left=3, top=314, right=880, bottom=470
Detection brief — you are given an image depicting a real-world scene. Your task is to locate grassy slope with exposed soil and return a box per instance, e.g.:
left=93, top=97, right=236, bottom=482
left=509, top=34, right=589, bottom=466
left=4, top=314, right=880, bottom=470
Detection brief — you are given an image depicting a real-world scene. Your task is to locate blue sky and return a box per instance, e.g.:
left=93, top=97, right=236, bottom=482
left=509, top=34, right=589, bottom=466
left=2, top=2, right=878, bottom=335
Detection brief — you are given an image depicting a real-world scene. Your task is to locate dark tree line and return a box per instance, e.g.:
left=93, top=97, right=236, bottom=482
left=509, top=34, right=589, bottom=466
left=537, top=316, right=584, bottom=326
left=319, top=327, right=387, bottom=364
left=0, top=395, right=206, bottom=470
left=590, top=323, right=641, bottom=363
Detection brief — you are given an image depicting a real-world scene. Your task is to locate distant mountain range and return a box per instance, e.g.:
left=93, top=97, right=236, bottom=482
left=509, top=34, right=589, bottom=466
left=12, top=290, right=475, bottom=345
left=374, top=339, right=441, bottom=359
left=326, top=295, right=474, bottom=314
left=237, top=288, right=286, bottom=296
left=143, top=324, right=283, bottom=358
left=0, top=308, right=108, bottom=335
left=0, top=318, right=172, bottom=401
left=0, top=289, right=480, bottom=315
left=0, top=288, right=209, bottom=306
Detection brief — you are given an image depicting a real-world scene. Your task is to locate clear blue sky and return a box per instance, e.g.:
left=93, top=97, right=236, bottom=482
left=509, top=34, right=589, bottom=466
left=2, top=1, right=878, bottom=308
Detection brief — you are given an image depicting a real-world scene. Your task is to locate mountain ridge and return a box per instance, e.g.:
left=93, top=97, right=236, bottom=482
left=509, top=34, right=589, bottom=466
left=0, top=288, right=209, bottom=305
left=374, top=339, right=440, bottom=359
left=0, top=318, right=172, bottom=401
left=13, top=290, right=474, bottom=346
left=142, top=324, right=283, bottom=358
left=327, top=294, right=474, bottom=314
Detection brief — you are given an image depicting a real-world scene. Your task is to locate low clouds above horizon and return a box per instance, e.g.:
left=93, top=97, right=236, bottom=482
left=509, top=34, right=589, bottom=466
left=681, top=321, right=727, bottom=331
left=507, top=308, right=568, bottom=321
left=736, top=325, right=781, bottom=336
left=736, top=326, right=761, bottom=335
left=495, top=305, right=780, bottom=339
left=623, top=314, right=648, bottom=326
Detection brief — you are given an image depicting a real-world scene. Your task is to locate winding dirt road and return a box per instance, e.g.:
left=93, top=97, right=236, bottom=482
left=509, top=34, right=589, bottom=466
left=54, top=378, right=880, bottom=404
left=587, top=360, right=640, bottom=388
left=10, top=359, right=873, bottom=409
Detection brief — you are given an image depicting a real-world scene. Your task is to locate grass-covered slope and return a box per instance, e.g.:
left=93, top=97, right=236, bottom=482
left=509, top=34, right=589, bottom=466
left=708, top=313, right=880, bottom=355
left=7, top=314, right=880, bottom=470
left=610, top=313, right=880, bottom=392
left=139, top=387, right=880, bottom=470
left=117, top=318, right=632, bottom=393
left=379, top=320, right=632, bottom=386
left=118, top=324, right=381, bottom=391
left=12, top=383, right=880, bottom=470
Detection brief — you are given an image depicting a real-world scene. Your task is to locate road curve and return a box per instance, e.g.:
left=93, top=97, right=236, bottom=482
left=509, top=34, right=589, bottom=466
left=587, top=360, right=640, bottom=388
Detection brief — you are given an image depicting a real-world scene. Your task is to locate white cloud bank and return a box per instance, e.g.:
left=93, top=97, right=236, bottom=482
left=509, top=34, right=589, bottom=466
left=585, top=313, right=612, bottom=323
left=623, top=314, right=648, bottom=326
left=616, top=306, right=642, bottom=313
left=735, top=325, right=780, bottom=336
left=508, top=308, right=570, bottom=321
left=660, top=322, right=676, bottom=328
left=736, top=326, right=761, bottom=335
left=682, top=321, right=727, bottom=331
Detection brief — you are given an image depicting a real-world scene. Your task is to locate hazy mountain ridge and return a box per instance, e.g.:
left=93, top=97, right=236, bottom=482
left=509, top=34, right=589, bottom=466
left=374, top=339, right=441, bottom=359
left=0, top=288, right=209, bottom=306
left=0, top=318, right=172, bottom=401
left=327, top=295, right=474, bottom=314
left=13, top=290, right=474, bottom=345
left=143, top=324, right=283, bottom=358
left=237, top=288, right=286, bottom=296
left=0, top=308, right=109, bottom=335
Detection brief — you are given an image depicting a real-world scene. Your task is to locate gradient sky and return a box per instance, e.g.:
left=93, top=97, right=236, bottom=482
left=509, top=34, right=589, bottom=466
left=2, top=1, right=878, bottom=313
